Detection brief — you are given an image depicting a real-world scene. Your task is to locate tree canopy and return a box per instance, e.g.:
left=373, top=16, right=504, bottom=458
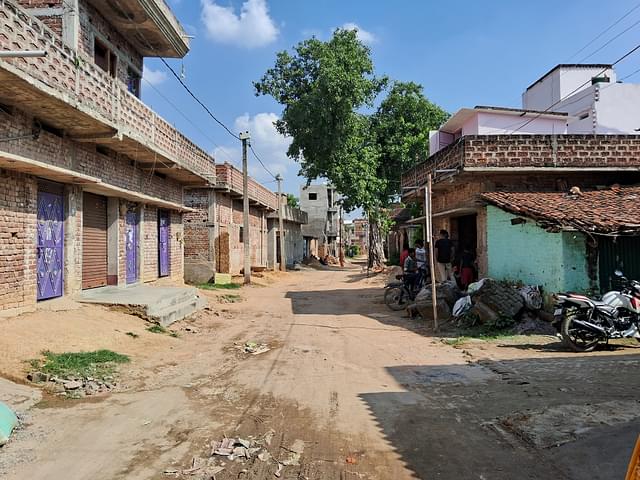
left=255, top=29, right=449, bottom=265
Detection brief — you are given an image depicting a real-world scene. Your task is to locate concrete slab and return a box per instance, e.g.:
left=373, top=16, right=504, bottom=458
left=77, top=285, right=207, bottom=326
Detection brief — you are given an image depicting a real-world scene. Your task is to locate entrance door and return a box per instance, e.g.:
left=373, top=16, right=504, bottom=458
left=125, top=210, right=138, bottom=284
left=158, top=210, right=170, bottom=277
left=82, top=192, right=108, bottom=289
left=36, top=191, right=64, bottom=300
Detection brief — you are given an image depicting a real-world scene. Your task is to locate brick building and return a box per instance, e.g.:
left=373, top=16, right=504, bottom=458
left=352, top=218, right=368, bottom=253
left=402, top=134, right=640, bottom=294
left=266, top=203, right=308, bottom=269
left=0, top=0, right=214, bottom=314
left=184, top=163, right=279, bottom=283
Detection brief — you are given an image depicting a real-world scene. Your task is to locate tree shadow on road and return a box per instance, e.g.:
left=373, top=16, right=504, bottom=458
left=358, top=354, right=640, bottom=480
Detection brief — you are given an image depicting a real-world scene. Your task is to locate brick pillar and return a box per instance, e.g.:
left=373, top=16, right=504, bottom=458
left=63, top=184, right=82, bottom=294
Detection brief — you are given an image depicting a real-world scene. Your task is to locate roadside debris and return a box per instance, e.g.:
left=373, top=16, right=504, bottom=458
left=205, top=432, right=303, bottom=478
left=237, top=342, right=271, bottom=355
left=27, top=373, right=118, bottom=398
left=0, top=402, right=17, bottom=446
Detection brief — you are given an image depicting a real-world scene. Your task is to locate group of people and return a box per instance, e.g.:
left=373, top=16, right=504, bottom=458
left=400, top=230, right=477, bottom=290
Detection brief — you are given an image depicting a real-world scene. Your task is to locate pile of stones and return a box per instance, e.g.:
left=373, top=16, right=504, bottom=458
left=27, top=372, right=117, bottom=398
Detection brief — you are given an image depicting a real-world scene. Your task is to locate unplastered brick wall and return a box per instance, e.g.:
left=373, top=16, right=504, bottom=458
left=184, top=188, right=209, bottom=261
left=0, top=170, right=37, bottom=311
left=78, top=0, right=144, bottom=86
left=142, top=205, right=159, bottom=281
left=0, top=110, right=184, bottom=205
left=402, top=135, right=640, bottom=189
left=169, top=211, right=183, bottom=281
left=15, top=0, right=63, bottom=35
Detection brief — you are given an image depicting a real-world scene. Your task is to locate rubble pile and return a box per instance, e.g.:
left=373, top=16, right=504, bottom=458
left=27, top=372, right=117, bottom=398
left=164, top=430, right=305, bottom=478
left=410, top=277, right=551, bottom=333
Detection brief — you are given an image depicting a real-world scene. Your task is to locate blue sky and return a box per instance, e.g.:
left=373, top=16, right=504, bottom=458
left=142, top=0, right=640, bottom=200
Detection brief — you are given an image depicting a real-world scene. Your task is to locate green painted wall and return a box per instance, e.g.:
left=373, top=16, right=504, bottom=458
left=486, top=206, right=589, bottom=295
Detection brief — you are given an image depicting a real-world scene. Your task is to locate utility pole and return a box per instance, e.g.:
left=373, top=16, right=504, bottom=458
left=426, top=173, right=438, bottom=332
left=339, top=205, right=344, bottom=267
left=276, top=174, right=286, bottom=271
left=240, top=131, right=251, bottom=284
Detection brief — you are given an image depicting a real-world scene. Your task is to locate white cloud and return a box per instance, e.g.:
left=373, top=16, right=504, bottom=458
left=340, top=22, right=377, bottom=45
left=201, top=0, right=279, bottom=48
left=142, top=68, right=168, bottom=86
left=214, top=113, right=295, bottom=187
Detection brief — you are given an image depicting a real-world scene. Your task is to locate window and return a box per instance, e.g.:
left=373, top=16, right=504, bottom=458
left=308, top=192, right=317, bottom=201
left=578, top=111, right=590, bottom=121
left=94, top=38, right=117, bottom=78
left=239, top=227, right=244, bottom=243
left=127, top=68, right=141, bottom=98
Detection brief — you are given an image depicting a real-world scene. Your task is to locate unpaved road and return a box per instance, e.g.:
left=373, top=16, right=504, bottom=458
left=1, top=266, right=639, bottom=479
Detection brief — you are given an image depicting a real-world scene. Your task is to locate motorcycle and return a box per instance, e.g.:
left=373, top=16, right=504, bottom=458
left=554, top=270, right=640, bottom=352
left=384, top=269, right=428, bottom=311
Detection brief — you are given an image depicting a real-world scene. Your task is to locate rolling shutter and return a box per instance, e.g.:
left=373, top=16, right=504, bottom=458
left=82, top=192, right=108, bottom=289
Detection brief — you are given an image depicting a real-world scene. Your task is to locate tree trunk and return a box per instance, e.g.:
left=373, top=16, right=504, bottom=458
left=368, top=218, right=386, bottom=270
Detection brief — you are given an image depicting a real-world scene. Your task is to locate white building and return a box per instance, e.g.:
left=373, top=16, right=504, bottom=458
left=429, top=64, right=640, bottom=156
left=523, top=64, right=640, bottom=134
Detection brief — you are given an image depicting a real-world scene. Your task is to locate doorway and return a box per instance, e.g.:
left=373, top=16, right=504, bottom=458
left=125, top=210, right=138, bottom=284
left=158, top=210, right=170, bottom=277
left=36, top=184, right=64, bottom=300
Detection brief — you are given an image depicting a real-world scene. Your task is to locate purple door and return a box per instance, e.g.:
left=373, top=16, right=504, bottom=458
left=125, top=211, right=138, bottom=284
left=158, top=211, right=169, bottom=277
left=37, top=192, right=64, bottom=300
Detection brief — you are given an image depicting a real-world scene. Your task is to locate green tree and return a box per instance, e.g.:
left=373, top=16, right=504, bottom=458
left=286, top=194, right=299, bottom=208
left=255, top=30, right=448, bottom=268
left=372, top=81, right=450, bottom=207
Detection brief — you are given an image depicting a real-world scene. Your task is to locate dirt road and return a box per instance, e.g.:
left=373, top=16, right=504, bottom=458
left=1, top=265, right=639, bottom=479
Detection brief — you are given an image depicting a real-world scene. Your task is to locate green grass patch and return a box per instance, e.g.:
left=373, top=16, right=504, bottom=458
left=31, top=350, right=130, bottom=379
left=198, top=282, right=242, bottom=290
left=146, top=325, right=167, bottom=334
left=125, top=331, right=139, bottom=339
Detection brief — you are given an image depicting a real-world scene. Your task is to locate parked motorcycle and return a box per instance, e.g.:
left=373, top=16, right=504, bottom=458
left=554, top=271, right=640, bottom=352
left=384, top=270, right=428, bottom=311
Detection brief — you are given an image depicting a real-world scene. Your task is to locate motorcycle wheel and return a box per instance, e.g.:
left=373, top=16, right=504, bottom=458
left=560, top=310, right=602, bottom=352
left=384, top=286, right=410, bottom=311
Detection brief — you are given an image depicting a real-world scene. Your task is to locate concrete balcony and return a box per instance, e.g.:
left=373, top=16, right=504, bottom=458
left=0, top=1, right=213, bottom=185
left=267, top=205, right=308, bottom=225
left=215, top=163, right=278, bottom=211
left=85, top=0, right=189, bottom=58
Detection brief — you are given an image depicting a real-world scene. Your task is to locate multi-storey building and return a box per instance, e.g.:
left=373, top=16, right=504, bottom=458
left=299, top=184, right=340, bottom=257
left=183, top=163, right=279, bottom=282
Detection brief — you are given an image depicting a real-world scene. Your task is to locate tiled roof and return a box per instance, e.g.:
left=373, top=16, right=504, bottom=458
left=482, top=185, right=640, bottom=234
left=389, top=206, right=412, bottom=222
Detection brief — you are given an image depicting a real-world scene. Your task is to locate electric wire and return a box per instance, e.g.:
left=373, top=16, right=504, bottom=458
left=565, top=2, right=640, bottom=62
left=511, top=42, right=640, bottom=133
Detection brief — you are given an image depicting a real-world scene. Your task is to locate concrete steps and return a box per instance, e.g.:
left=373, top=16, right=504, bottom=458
left=78, top=285, right=207, bottom=327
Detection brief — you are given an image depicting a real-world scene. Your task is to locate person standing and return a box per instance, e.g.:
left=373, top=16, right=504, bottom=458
left=435, top=230, right=454, bottom=282
left=414, top=239, right=427, bottom=282
left=403, top=247, right=419, bottom=291
left=459, top=244, right=476, bottom=289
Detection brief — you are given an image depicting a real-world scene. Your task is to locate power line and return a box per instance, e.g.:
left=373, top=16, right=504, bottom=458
left=565, top=2, right=640, bottom=62
left=512, top=42, right=640, bottom=133
left=141, top=75, right=241, bottom=169
left=250, top=144, right=276, bottom=179
left=577, top=17, right=640, bottom=63
left=159, top=58, right=240, bottom=141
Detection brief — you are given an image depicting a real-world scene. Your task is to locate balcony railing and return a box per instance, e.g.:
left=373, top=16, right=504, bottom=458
left=215, top=163, right=278, bottom=210
left=0, top=1, right=214, bottom=183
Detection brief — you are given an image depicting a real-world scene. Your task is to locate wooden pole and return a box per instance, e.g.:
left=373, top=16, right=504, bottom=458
left=240, top=132, right=251, bottom=284
left=426, top=173, right=438, bottom=331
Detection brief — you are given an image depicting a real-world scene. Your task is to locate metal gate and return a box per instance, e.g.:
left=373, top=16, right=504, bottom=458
left=158, top=210, right=170, bottom=277
left=125, top=210, right=138, bottom=284
left=36, top=191, right=64, bottom=300
left=598, top=236, right=640, bottom=292
left=82, top=193, right=108, bottom=289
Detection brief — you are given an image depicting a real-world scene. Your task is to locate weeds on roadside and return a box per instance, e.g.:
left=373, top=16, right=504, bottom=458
left=220, top=294, right=242, bottom=303
left=29, top=350, right=130, bottom=379
left=147, top=324, right=179, bottom=338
